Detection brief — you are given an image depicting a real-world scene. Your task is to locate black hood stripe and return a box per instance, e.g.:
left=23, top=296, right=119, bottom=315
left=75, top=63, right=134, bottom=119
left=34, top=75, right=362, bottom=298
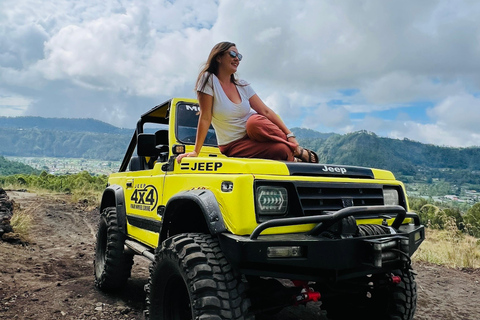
left=285, top=163, right=374, bottom=179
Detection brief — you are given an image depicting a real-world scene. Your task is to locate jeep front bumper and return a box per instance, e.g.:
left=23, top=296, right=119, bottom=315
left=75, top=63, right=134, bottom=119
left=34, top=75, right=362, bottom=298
left=218, top=205, right=425, bottom=282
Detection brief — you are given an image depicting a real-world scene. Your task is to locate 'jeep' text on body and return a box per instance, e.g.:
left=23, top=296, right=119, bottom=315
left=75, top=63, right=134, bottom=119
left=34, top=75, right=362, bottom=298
left=322, top=165, right=347, bottom=174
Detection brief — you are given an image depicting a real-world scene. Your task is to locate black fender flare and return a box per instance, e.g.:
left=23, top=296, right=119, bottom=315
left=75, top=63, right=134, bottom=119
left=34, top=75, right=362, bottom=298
left=160, top=189, right=227, bottom=240
left=99, top=184, right=127, bottom=234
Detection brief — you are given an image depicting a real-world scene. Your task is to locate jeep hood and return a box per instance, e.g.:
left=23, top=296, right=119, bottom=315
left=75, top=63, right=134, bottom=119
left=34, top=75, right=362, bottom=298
left=176, top=157, right=395, bottom=180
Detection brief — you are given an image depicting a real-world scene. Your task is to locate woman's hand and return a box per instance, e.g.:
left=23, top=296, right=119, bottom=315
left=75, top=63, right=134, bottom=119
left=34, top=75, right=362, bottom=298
left=176, top=150, right=198, bottom=163
left=287, top=136, right=302, bottom=157
left=287, top=136, right=299, bottom=148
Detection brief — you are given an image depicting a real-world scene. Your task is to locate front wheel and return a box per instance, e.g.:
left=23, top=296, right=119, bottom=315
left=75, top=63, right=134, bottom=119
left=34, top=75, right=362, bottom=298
left=144, top=233, right=253, bottom=320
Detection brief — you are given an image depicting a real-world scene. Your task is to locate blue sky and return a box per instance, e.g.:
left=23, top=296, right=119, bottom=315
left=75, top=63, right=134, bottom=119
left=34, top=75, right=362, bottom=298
left=1, top=0, right=480, bottom=147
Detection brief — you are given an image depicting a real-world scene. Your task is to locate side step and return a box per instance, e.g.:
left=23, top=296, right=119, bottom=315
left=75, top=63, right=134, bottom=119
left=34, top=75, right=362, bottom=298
left=124, top=239, right=155, bottom=261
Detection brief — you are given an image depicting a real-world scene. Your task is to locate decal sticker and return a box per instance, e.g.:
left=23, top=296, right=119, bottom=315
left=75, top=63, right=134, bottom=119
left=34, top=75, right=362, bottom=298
left=180, top=162, right=223, bottom=171
left=130, top=184, right=158, bottom=211
left=185, top=105, right=200, bottom=112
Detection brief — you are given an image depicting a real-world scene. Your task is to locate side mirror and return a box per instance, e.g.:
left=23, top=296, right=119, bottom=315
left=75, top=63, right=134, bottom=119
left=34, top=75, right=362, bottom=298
left=137, top=133, right=159, bottom=156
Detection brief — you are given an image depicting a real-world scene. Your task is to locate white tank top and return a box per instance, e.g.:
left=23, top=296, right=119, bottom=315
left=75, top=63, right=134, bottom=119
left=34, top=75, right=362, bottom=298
left=198, top=73, right=256, bottom=145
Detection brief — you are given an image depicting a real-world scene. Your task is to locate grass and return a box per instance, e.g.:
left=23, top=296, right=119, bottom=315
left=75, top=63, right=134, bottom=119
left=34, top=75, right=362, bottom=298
left=69, top=186, right=103, bottom=208
left=2, top=181, right=102, bottom=209
left=9, top=204, right=35, bottom=242
left=413, top=218, right=480, bottom=269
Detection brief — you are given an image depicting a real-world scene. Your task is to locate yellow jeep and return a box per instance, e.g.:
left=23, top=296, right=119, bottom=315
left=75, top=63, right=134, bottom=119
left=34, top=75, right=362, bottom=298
left=94, top=98, right=424, bottom=320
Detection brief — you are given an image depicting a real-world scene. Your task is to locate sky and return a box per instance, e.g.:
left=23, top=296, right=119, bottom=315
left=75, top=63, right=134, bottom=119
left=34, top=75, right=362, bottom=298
left=1, top=0, right=480, bottom=148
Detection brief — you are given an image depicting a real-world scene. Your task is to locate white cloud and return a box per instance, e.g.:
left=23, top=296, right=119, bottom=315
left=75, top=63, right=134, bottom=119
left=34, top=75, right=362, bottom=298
left=360, top=72, right=465, bottom=106
left=348, top=93, right=480, bottom=147
left=389, top=121, right=480, bottom=148
left=427, top=93, right=480, bottom=133
left=301, top=103, right=351, bottom=130
left=1, top=0, right=480, bottom=146
left=0, top=92, right=33, bottom=116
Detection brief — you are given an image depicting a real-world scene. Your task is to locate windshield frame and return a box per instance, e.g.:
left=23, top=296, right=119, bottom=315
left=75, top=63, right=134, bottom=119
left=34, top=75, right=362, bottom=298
left=175, top=102, right=218, bottom=147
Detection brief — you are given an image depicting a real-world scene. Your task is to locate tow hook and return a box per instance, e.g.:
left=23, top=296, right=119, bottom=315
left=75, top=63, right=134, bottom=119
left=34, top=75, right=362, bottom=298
left=292, top=281, right=321, bottom=305
left=390, top=274, right=402, bottom=284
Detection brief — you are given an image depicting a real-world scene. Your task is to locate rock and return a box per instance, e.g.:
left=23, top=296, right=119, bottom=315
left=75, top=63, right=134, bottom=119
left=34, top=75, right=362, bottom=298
left=0, top=188, right=15, bottom=240
left=1, top=232, right=27, bottom=245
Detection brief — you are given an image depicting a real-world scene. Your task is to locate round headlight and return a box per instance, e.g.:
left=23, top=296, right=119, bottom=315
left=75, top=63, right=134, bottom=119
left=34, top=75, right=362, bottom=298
left=383, top=188, right=399, bottom=206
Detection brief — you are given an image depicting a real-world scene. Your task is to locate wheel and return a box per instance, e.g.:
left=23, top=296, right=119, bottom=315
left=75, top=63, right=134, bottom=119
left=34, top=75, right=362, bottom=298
left=322, top=267, right=417, bottom=320
left=94, top=206, right=134, bottom=291
left=144, top=233, right=253, bottom=320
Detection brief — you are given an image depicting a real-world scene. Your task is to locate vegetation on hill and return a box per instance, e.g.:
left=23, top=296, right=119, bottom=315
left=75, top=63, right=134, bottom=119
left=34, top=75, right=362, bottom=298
left=1, top=117, right=480, bottom=190
left=303, top=130, right=480, bottom=171
left=0, top=156, right=40, bottom=175
left=0, top=128, right=130, bottom=160
left=298, top=130, right=480, bottom=188
left=409, top=197, right=480, bottom=268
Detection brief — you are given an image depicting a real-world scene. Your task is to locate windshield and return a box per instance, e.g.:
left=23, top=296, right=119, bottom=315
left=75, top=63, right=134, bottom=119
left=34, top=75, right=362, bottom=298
left=176, top=103, right=218, bottom=146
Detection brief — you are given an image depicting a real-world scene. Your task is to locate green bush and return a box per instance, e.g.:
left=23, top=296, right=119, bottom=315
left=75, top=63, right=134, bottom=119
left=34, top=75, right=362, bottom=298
left=464, top=203, right=480, bottom=237
left=0, top=171, right=107, bottom=198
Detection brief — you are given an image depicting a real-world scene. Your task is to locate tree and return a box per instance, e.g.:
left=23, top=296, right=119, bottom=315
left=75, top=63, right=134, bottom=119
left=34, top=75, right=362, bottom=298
left=464, top=203, right=480, bottom=237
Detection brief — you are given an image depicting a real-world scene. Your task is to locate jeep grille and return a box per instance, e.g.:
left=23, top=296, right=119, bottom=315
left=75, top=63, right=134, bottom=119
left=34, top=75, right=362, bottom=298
left=296, top=183, right=385, bottom=216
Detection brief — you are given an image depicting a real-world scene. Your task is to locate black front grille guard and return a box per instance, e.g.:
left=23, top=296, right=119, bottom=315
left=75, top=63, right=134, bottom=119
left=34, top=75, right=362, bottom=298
left=250, top=205, right=420, bottom=240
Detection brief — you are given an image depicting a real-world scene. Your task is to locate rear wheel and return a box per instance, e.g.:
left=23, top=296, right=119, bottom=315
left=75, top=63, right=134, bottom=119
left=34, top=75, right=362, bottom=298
left=94, top=206, right=134, bottom=291
left=144, top=233, right=253, bottom=320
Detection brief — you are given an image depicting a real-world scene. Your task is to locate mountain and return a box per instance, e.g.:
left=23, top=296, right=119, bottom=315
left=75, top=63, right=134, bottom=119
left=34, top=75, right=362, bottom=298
left=297, top=130, right=480, bottom=185
left=0, top=117, right=132, bottom=161
left=311, top=130, right=480, bottom=171
left=1, top=117, right=480, bottom=186
left=0, top=127, right=130, bottom=160
left=290, top=127, right=337, bottom=140
left=0, top=116, right=131, bottom=134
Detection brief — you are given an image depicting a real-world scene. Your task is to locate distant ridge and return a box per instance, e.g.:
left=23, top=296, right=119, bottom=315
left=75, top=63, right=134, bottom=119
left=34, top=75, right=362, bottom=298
left=1, top=116, right=480, bottom=187
left=290, top=127, right=337, bottom=140
left=0, top=116, right=131, bottom=134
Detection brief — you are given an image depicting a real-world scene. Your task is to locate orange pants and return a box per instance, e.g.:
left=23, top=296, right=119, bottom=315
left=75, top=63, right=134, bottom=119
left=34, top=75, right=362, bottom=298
left=219, top=114, right=296, bottom=161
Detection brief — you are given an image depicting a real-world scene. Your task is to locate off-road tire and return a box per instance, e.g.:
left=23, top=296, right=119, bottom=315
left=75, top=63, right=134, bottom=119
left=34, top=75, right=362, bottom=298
left=323, top=267, right=417, bottom=320
left=144, top=233, right=253, bottom=320
left=94, top=206, right=134, bottom=291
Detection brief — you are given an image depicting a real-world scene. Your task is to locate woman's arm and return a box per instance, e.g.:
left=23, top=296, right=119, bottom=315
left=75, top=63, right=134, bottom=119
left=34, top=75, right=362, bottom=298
left=176, top=92, right=213, bottom=163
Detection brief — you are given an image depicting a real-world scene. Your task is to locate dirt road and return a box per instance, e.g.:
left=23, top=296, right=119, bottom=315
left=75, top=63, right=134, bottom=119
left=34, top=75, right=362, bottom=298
left=0, top=191, right=479, bottom=319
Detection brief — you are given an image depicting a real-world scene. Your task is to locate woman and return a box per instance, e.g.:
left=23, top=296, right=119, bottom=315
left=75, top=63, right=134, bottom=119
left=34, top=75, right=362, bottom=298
left=176, top=41, right=318, bottom=163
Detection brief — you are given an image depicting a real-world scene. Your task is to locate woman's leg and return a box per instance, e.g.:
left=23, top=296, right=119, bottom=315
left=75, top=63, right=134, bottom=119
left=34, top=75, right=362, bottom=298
left=246, top=114, right=319, bottom=163
left=220, top=136, right=294, bottom=161
left=245, top=114, right=297, bottom=160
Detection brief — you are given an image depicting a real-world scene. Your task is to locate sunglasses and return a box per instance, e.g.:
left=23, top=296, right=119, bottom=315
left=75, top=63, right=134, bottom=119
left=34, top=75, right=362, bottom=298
left=227, top=50, right=243, bottom=61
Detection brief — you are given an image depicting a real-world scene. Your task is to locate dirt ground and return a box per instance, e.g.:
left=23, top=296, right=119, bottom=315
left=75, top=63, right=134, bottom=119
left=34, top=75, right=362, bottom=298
left=0, top=191, right=479, bottom=320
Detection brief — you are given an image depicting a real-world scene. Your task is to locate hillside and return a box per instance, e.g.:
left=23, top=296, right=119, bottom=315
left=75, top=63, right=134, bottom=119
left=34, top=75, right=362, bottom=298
left=0, top=127, right=130, bottom=160
left=1, top=117, right=480, bottom=188
left=0, top=116, right=131, bottom=134
left=314, top=131, right=480, bottom=171
left=296, top=130, right=480, bottom=187
left=0, top=156, right=39, bottom=175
